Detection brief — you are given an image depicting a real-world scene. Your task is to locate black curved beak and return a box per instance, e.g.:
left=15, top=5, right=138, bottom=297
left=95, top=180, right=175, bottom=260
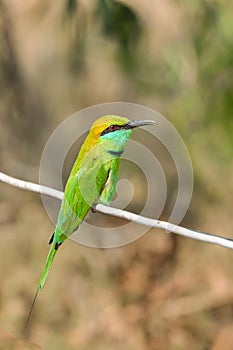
left=126, top=119, right=157, bottom=129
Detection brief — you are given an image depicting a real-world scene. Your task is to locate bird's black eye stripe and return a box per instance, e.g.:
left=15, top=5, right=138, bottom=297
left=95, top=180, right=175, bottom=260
left=100, top=124, right=122, bottom=136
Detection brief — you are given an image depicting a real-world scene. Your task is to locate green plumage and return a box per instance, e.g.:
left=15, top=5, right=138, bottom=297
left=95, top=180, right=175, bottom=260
left=38, top=116, right=131, bottom=290
left=25, top=115, right=156, bottom=328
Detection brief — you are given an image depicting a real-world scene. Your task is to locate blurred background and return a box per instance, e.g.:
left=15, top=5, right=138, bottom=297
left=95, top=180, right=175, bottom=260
left=0, top=0, right=233, bottom=349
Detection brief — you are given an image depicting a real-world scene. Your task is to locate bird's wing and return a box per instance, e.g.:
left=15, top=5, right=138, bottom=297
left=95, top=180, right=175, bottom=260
left=99, top=159, right=120, bottom=206
left=54, top=157, right=119, bottom=242
left=55, top=174, right=90, bottom=243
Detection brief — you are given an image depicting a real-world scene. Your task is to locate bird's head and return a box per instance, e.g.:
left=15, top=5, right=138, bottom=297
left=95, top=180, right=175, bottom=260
left=89, top=115, right=156, bottom=153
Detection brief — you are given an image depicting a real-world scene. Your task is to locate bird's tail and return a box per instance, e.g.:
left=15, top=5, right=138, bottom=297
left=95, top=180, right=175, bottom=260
left=24, top=241, right=59, bottom=331
left=38, top=241, right=59, bottom=290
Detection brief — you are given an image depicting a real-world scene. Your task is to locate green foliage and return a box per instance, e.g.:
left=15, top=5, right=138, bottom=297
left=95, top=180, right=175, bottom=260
left=190, top=0, right=233, bottom=145
left=63, top=0, right=87, bottom=71
left=65, top=0, right=77, bottom=16
left=96, top=0, right=142, bottom=72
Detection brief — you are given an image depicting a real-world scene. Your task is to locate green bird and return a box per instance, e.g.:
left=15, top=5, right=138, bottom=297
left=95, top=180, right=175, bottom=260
left=25, top=115, right=156, bottom=327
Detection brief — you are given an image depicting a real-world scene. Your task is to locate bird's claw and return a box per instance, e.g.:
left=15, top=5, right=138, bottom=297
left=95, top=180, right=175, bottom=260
left=91, top=203, right=97, bottom=213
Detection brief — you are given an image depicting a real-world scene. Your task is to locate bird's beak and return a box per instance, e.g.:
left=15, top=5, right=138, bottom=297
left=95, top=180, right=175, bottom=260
left=126, top=119, right=157, bottom=129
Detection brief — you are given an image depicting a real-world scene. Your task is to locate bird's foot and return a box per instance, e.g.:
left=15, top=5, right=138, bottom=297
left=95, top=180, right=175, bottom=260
left=91, top=203, right=97, bottom=213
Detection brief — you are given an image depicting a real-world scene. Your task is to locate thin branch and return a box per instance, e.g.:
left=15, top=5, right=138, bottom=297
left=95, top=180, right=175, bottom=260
left=0, top=171, right=233, bottom=250
left=0, top=172, right=63, bottom=200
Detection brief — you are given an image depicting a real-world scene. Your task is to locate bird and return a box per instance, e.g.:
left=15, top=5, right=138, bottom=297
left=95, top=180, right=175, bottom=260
left=25, top=115, right=156, bottom=328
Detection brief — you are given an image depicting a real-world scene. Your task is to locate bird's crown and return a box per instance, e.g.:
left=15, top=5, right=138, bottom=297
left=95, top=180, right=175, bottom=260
left=90, top=115, right=130, bottom=138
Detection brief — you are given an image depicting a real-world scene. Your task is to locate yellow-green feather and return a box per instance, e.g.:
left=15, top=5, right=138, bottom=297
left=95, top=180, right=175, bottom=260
left=25, top=115, right=133, bottom=329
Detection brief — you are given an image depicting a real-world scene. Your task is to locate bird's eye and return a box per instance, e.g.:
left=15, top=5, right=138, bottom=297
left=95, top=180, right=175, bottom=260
left=100, top=124, right=121, bottom=136
left=109, top=125, right=117, bottom=131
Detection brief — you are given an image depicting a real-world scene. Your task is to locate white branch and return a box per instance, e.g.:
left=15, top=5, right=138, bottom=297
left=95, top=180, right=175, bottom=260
left=1, top=171, right=233, bottom=250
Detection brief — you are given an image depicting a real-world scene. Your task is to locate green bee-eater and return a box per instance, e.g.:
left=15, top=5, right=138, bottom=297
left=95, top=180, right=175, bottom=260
left=26, top=115, right=156, bottom=326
